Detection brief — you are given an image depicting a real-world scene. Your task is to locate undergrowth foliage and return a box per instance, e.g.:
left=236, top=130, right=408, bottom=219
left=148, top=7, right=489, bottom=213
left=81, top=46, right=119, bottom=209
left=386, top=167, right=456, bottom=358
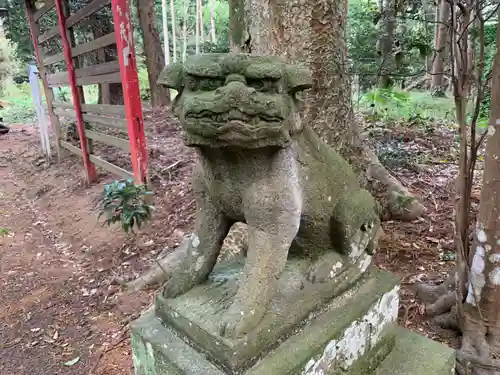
left=98, top=179, right=154, bottom=233
left=360, top=87, right=457, bottom=128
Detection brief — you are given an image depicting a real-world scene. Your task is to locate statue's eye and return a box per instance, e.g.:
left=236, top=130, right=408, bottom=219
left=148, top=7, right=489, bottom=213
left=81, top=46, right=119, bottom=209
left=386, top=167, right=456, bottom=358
left=186, top=77, right=198, bottom=91
left=198, top=78, right=224, bottom=91
left=187, top=77, right=224, bottom=91
left=247, top=78, right=279, bottom=93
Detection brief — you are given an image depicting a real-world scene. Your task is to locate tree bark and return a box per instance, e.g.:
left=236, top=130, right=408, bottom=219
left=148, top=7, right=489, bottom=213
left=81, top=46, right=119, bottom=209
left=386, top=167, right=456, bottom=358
left=424, top=0, right=437, bottom=82
left=466, top=9, right=476, bottom=97
left=162, top=0, right=171, bottom=65
left=135, top=0, right=170, bottom=107
left=171, top=0, right=177, bottom=62
left=455, top=18, right=500, bottom=375
left=378, top=0, right=395, bottom=88
left=182, top=0, right=188, bottom=61
left=195, top=0, right=200, bottom=54
left=198, top=0, right=204, bottom=46
left=418, top=9, right=500, bottom=374
left=228, top=0, right=248, bottom=51
left=92, top=15, right=110, bottom=104
left=232, top=0, right=425, bottom=222
left=431, top=0, right=450, bottom=96
left=93, top=12, right=123, bottom=105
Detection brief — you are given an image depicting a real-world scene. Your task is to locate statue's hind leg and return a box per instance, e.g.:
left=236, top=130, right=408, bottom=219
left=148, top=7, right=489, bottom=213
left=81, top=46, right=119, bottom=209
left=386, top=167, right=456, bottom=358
left=332, top=190, right=380, bottom=260
left=307, top=190, right=379, bottom=284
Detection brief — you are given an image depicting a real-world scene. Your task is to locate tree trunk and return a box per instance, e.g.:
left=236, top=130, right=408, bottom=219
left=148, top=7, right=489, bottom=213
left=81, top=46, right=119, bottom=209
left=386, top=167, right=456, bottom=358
left=455, top=18, right=500, bottom=375
left=418, top=10, right=500, bottom=374
left=228, top=0, right=248, bottom=51
left=378, top=0, right=395, bottom=88
left=232, top=0, right=425, bottom=222
left=209, top=0, right=216, bottom=43
left=182, top=0, right=188, bottom=61
left=198, top=0, right=204, bottom=46
left=162, top=0, right=171, bottom=65
left=109, top=84, right=124, bottom=105
left=466, top=9, right=476, bottom=97
left=93, top=13, right=123, bottom=105
left=195, top=0, right=200, bottom=54
left=431, top=0, right=450, bottom=96
left=171, top=0, right=177, bottom=62
left=135, top=0, right=170, bottom=107
left=424, top=0, right=437, bottom=82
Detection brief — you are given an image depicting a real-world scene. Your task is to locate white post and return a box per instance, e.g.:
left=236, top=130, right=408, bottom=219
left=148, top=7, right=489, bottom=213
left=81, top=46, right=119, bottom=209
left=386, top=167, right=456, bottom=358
left=28, top=64, right=51, bottom=159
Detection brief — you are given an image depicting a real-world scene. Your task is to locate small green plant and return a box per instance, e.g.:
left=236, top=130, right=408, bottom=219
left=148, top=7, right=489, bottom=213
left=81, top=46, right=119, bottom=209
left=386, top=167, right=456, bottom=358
left=394, top=193, right=416, bottom=212
left=98, top=179, right=154, bottom=233
left=0, top=227, right=9, bottom=236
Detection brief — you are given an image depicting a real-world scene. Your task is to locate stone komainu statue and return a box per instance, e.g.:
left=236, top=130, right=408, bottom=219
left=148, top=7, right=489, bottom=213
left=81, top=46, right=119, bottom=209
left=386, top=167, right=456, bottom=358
left=158, top=53, right=381, bottom=339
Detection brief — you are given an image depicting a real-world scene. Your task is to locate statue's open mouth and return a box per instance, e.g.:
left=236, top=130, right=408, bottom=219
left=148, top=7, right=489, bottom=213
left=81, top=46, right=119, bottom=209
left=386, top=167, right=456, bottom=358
left=182, top=107, right=290, bottom=148
left=186, top=109, right=283, bottom=125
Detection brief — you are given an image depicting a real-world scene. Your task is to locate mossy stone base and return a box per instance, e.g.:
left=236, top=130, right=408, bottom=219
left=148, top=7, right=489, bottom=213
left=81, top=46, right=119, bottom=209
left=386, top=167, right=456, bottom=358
left=375, top=327, right=455, bottom=375
left=132, top=269, right=402, bottom=375
left=155, top=258, right=377, bottom=371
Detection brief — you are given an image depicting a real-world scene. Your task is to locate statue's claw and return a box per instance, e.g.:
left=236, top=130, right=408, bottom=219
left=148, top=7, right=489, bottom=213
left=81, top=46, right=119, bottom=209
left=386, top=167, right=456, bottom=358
left=306, top=253, right=345, bottom=284
left=219, top=302, right=266, bottom=339
left=162, top=273, right=195, bottom=299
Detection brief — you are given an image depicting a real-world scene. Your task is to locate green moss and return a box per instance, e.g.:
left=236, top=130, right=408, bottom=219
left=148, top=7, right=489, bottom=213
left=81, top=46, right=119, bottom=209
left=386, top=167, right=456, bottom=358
left=157, top=62, right=185, bottom=90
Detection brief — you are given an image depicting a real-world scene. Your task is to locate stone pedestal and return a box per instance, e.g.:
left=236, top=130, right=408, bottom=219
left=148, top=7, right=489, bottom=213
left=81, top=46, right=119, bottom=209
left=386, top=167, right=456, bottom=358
left=131, top=261, right=455, bottom=375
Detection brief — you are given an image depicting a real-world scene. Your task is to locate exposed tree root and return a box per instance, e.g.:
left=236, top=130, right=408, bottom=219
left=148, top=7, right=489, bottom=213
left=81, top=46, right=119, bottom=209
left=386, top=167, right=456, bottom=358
left=114, top=239, right=190, bottom=293
left=433, top=306, right=460, bottom=331
left=415, top=275, right=500, bottom=374
left=416, top=271, right=455, bottom=300
left=365, top=148, right=426, bottom=222
left=415, top=273, right=461, bottom=331
left=425, top=290, right=456, bottom=317
left=456, top=349, right=500, bottom=375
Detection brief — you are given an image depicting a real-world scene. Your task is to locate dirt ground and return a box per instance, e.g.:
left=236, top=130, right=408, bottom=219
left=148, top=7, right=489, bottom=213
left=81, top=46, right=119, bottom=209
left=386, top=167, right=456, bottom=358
left=0, top=110, right=476, bottom=374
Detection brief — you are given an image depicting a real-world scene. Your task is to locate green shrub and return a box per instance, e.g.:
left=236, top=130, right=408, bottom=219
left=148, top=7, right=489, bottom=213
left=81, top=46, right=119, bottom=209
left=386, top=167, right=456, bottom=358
left=98, top=179, right=155, bottom=234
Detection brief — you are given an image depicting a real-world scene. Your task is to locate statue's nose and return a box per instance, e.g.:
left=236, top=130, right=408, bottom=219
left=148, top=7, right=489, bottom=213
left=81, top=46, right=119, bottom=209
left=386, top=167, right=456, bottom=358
left=215, top=74, right=255, bottom=100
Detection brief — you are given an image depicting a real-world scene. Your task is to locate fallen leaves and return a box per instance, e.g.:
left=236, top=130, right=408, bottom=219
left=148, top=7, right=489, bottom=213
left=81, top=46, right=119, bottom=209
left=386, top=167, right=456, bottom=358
left=370, top=117, right=480, bottom=349
left=63, top=356, right=80, bottom=366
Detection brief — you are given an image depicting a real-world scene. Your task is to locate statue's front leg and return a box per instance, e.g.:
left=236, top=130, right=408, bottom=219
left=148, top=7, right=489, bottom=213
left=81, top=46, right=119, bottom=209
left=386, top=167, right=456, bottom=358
left=219, top=182, right=301, bottom=339
left=163, top=181, right=231, bottom=299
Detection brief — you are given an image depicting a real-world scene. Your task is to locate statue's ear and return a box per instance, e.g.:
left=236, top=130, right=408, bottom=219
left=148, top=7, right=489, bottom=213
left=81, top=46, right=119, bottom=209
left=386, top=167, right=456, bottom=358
left=157, top=62, right=185, bottom=90
left=285, top=65, right=313, bottom=94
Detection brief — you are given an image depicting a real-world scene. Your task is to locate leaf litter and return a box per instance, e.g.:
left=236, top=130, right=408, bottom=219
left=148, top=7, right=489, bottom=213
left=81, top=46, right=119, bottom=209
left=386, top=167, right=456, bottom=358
left=0, top=110, right=482, bottom=373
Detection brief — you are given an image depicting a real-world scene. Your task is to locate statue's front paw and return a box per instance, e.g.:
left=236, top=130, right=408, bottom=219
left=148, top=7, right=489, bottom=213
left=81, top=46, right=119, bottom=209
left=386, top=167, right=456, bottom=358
left=162, top=274, right=194, bottom=299
left=219, top=302, right=266, bottom=339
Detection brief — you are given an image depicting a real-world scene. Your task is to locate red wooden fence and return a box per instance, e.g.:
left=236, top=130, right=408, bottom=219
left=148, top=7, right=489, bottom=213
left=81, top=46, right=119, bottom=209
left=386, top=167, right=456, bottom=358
left=24, top=0, right=148, bottom=184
